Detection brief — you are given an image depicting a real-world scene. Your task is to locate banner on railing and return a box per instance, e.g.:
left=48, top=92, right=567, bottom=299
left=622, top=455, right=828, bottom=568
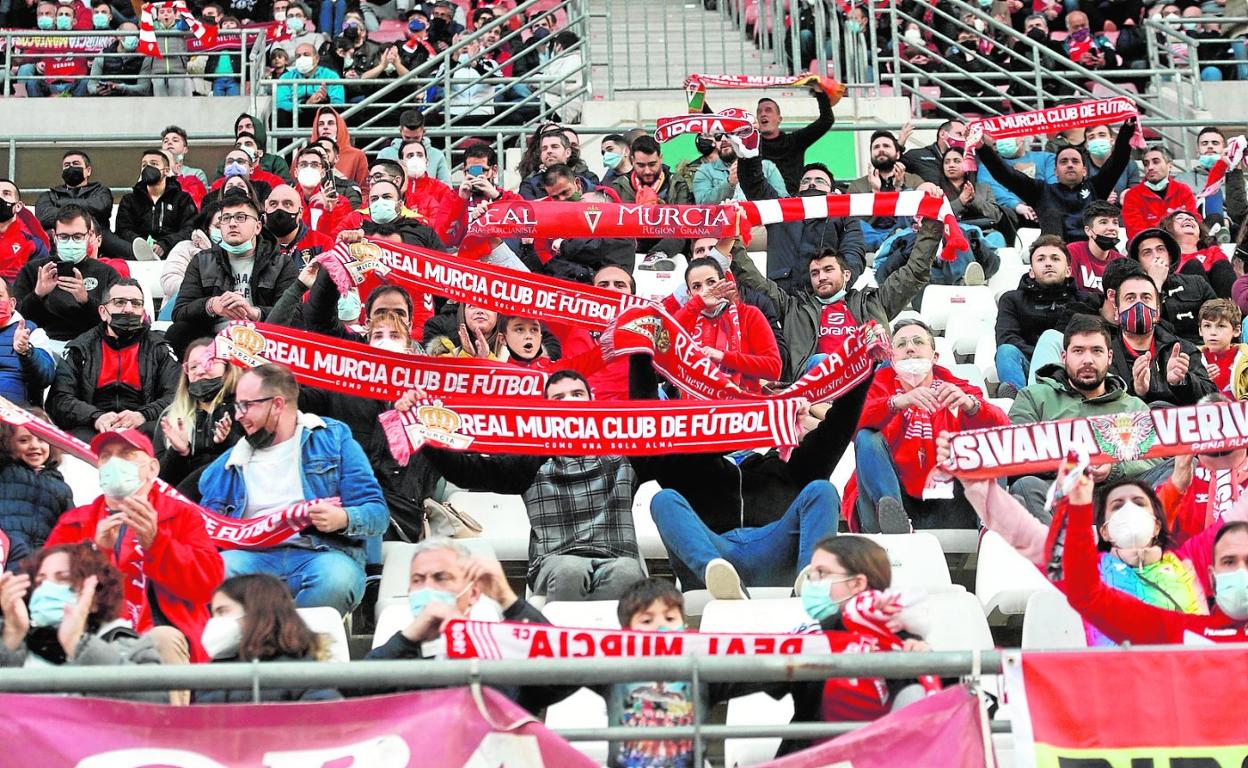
left=1005, top=647, right=1248, bottom=768
left=0, top=687, right=597, bottom=767
left=0, top=32, right=114, bottom=52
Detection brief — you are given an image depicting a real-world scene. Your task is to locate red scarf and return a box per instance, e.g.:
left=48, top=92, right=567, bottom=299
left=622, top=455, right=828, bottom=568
left=684, top=72, right=846, bottom=105
left=965, top=98, right=1146, bottom=155
left=692, top=300, right=742, bottom=381
left=1198, top=135, right=1246, bottom=200
left=654, top=109, right=754, bottom=143
left=631, top=169, right=666, bottom=206
left=138, top=1, right=216, bottom=58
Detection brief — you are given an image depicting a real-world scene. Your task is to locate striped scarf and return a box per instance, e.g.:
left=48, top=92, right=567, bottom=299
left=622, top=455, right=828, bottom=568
left=138, top=1, right=215, bottom=58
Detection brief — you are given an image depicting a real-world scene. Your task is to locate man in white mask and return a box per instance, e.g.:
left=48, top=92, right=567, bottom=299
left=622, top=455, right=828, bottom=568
left=852, top=319, right=1007, bottom=533
left=398, top=138, right=462, bottom=243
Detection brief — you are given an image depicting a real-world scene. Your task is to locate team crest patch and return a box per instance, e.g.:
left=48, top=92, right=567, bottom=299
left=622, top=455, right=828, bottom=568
left=1089, top=411, right=1157, bottom=462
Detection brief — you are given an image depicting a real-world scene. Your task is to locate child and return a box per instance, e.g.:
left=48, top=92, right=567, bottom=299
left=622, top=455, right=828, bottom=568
left=501, top=315, right=554, bottom=372
left=1198, top=299, right=1248, bottom=399
left=0, top=408, right=73, bottom=571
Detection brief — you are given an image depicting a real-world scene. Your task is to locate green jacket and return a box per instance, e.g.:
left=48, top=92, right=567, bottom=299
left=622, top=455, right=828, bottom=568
left=1008, top=364, right=1158, bottom=481
left=730, top=218, right=940, bottom=381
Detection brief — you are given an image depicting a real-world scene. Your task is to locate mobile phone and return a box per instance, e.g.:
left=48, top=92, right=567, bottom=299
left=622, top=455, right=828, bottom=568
left=467, top=165, right=486, bottom=177
left=56, top=261, right=76, bottom=278
left=321, top=173, right=337, bottom=199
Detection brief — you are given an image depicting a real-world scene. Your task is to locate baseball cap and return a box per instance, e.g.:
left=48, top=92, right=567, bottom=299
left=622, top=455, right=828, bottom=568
left=90, top=429, right=155, bottom=458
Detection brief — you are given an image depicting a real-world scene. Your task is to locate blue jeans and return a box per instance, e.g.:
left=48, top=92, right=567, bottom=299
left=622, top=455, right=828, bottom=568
left=17, top=64, right=87, bottom=97
left=994, top=343, right=1029, bottom=390
left=860, top=220, right=905, bottom=251
left=1232, top=40, right=1248, bottom=81
left=1028, top=329, right=1064, bottom=385
left=651, top=480, right=841, bottom=590
left=222, top=546, right=365, bottom=615
left=853, top=429, right=901, bottom=529
left=213, top=77, right=240, bottom=96
left=319, top=0, right=345, bottom=35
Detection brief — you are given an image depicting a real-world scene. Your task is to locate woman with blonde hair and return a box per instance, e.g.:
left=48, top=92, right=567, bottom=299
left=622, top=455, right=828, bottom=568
left=156, top=336, right=242, bottom=492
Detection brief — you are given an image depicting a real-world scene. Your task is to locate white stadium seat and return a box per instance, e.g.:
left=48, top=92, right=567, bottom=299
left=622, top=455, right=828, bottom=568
left=1022, top=591, right=1087, bottom=649
left=444, top=491, right=530, bottom=562
left=374, top=539, right=499, bottom=622
left=919, top=285, right=994, bottom=333
left=852, top=533, right=962, bottom=593
left=975, top=531, right=1058, bottom=623
left=296, top=606, right=350, bottom=662
left=633, top=480, right=670, bottom=562
left=541, top=601, right=620, bottom=765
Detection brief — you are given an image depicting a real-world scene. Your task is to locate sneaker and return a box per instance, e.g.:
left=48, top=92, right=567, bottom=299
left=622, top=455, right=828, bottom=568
left=995, top=382, right=1019, bottom=400
left=705, top=558, right=750, bottom=600
left=639, top=252, right=677, bottom=272
left=876, top=497, right=911, bottom=534
left=132, top=237, right=158, bottom=262
left=792, top=564, right=813, bottom=597
left=962, top=262, right=985, bottom=286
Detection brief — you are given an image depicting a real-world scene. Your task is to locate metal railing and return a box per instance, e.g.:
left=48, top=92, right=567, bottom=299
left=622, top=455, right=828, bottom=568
left=1145, top=16, right=1248, bottom=91
left=1, top=28, right=264, bottom=97
left=0, top=651, right=1011, bottom=765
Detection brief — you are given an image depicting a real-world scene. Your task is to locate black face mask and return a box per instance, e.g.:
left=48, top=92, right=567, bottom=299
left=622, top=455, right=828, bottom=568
left=265, top=208, right=300, bottom=238
left=695, top=134, right=715, bottom=156
left=188, top=376, right=225, bottom=402
left=62, top=166, right=85, bottom=187
left=1026, top=28, right=1047, bottom=43
left=140, top=166, right=163, bottom=186
left=245, top=403, right=277, bottom=450
left=107, top=311, right=146, bottom=341
left=799, top=187, right=826, bottom=197
left=1093, top=234, right=1118, bottom=252
left=0, top=198, right=14, bottom=224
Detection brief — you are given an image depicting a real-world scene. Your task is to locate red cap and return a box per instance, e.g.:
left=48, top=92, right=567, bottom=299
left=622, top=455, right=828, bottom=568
left=89, top=429, right=155, bottom=458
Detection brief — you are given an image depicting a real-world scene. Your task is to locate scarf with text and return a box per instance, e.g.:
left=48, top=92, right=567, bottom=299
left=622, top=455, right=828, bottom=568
left=654, top=108, right=755, bottom=144
left=138, top=1, right=215, bottom=58
left=941, top=398, right=1248, bottom=480
left=214, top=321, right=546, bottom=401
left=964, top=97, right=1146, bottom=155
left=1198, top=135, right=1247, bottom=201
left=683, top=72, right=846, bottom=112
left=379, top=396, right=805, bottom=462
left=468, top=191, right=968, bottom=262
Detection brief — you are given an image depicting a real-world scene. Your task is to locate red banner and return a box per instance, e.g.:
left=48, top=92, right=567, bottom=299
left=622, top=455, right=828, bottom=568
left=1006, top=647, right=1248, bottom=767
left=215, top=321, right=546, bottom=401
left=758, top=686, right=990, bottom=768
left=942, top=398, right=1248, bottom=479
left=185, top=22, right=287, bottom=53
left=0, top=687, right=597, bottom=766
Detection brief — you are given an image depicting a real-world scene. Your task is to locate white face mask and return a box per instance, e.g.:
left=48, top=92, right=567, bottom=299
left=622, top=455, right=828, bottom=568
left=904, top=28, right=923, bottom=45
left=404, top=156, right=427, bottom=179
left=894, top=357, right=933, bottom=388
left=371, top=337, right=408, bottom=354
left=295, top=166, right=322, bottom=189
left=200, top=614, right=244, bottom=659
left=294, top=55, right=315, bottom=75
left=1105, top=501, right=1156, bottom=551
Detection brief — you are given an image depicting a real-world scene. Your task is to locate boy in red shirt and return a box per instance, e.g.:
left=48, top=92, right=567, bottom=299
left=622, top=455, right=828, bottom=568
left=1199, top=299, right=1248, bottom=399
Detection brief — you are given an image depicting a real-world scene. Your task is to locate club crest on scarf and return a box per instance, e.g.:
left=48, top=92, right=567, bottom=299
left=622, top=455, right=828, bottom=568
left=619, top=314, right=672, bottom=354
left=343, top=241, right=391, bottom=284
left=583, top=206, right=603, bottom=234
left=407, top=401, right=475, bottom=451
left=1089, top=411, right=1157, bottom=462
left=216, top=323, right=270, bottom=367
left=0, top=398, right=33, bottom=427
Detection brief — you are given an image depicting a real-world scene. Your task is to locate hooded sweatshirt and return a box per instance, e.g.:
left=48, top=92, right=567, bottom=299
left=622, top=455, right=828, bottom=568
left=309, top=107, right=369, bottom=187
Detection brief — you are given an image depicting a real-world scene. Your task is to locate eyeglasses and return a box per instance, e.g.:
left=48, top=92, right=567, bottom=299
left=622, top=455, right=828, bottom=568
left=185, top=356, right=223, bottom=374
left=368, top=173, right=398, bottom=184
left=233, top=396, right=275, bottom=415
left=804, top=570, right=853, bottom=582
left=219, top=213, right=257, bottom=225
left=894, top=335, right=932, bottom=349
left=801, top=178, right=832, bottom=190
left=296, top=161, right=324, bottom=170
left=54, top=233, right=89, bottom=243
left=106, top=298, right=144, bottom=310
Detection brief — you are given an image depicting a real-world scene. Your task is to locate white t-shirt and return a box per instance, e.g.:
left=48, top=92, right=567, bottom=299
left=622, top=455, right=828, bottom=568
left=243, top=426, right=304, bottom=518
left=227, top=253, right=254, bottom=301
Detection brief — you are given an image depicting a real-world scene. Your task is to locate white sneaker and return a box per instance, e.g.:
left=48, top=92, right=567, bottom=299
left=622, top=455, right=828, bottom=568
left=705, top=558, right=749, bottom=600
left=962, top=262, right=985, bottom=286
left=132, top=238, right=157, bottom=262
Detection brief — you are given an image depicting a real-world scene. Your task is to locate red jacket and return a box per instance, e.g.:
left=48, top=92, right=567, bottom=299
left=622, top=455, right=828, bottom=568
left=295, top=186, right=352, bottom=238
left=550, top=323, right=631, bottom=401
left=177, top=174, right=208, bottom=209
left=858, top=364, right=1007, bottom=498
left=1059, top=500, right=1247, bottom=644
left=209, top=169, right=286, bottom=195
left=45, top=488, right=224, bottom=662
left=1121, top=180, right=1198, bottom=240
left=404, top=176, right=467, bottom=246
left=673, top=295, right=782, bottom=393
left=276, top=223, right=334, bottom=266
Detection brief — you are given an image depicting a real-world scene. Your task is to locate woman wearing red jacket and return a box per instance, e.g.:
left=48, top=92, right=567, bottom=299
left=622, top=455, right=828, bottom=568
left=1161, top=209, right=1235, bottom=298
left=1056, top=462, right=1248, bottom=644
left=674, top=257, right=781, bottom=394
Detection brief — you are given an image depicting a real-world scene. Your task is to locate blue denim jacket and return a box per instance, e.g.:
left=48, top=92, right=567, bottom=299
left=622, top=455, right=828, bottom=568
left=198, top=413, right=388, bottom=566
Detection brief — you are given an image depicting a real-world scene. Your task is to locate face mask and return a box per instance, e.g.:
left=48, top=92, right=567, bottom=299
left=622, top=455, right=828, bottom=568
left=408, top=586, right=460, bottom=616
left=187, top=376, right=225, bottom=402
left=208, top=226, right=223, bottom=244
left=1093, top=234, right=1118, bottom=252
left=295, top=167, right=322, bottom=189
left=894, top=357, right=934, bottom=388
left=108, top=312, right=146, bottom=342
left=220, top=238, right=254, bottom=257
left=200, top=615, right=244, bottom=659
left=656, top=624, right=686, bottom=632
left=223, top=162, right=249, bottom=179
left=274, top=9, right=285, bottom=21
left=93, top=11, right=110, bottom=28
left=29, top=581, right=77, bottom=628
left=800, top=577, right=849, bottom=622
left=295, top=55, right=315, bottom=75
left=341, top=55, right=354, bottom=68
left=601, top=151, right=622, bottom=170
left=245, top=403, right=277, bottom=451
left=995, top=138, right=1019, bottom=157
left=55, top=15, right=72, bottom=29
left=1119, top=300, right=1158, bottom=336
left=62, top=166, right=85, bottom=187
left=1215, top=569, right=1248, bottom=620
left=372, top=337, right=408, bottom=353
left=370, top=198, right=398, bottom=223
left=36, top=15, right=53, bottom=29
left=846, top=20, right=861, bottom=34
left=817, top=288, right=847, bottom=306
left=337, top=291, right=362, bottom=322
left=1087, top=138, right=1112, bottom=158
left=0, top=198, right=14, bottom=225
left=1106, top=501, right=1156, bottom=550
left=99, top=456, right=142, bottom=499
left=140, top=165, right=162, bottom=186
left=58, top=240, right=88, bottom=264
left=694, top=134, right=715, bottom=156
left=904, top=28, right=922, bottom=45
left=1199, top=153, right=1220, bottom=169
left=404, top=156, right=427, bottom=179
left=1026, top=27, right=1046, bottom=42
left=121, top=35, right=139, bottom=51
left=265, top=208, right=300, bottom=238
left=1144, top=177, right=1169, bottom=192
left=286, top=16, right=305, bottom=32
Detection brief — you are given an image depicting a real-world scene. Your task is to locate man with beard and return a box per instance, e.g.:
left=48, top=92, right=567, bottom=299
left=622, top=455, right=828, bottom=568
left=847, top=131, right=925, bottom=248
left=611, top=136, right=693, bottom=261
left=692, top=132, right=787, bottom=204
left=993, top=236, right=1099, bottom=398
left=518, top=130, right=598, bottom=200
left=1007, top=313, right=1163, bottom=522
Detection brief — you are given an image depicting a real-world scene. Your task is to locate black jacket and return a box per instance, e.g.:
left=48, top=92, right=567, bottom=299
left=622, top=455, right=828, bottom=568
left=901, top=141, right=946, bottom=187
left=1159, top=270, right=1218, bottom=344
left=995, top=276, right=1099, bottom=358
left=758, top=87, right=834, bottom=193
left=521, top=237, right=637, bottom=284
left=1178, top=256, right=1236, bottom=301
left=13, top=255, right=120, bottom=341
left=977, top=119, right=1136, bottom=241
left=364, top=217, right=447, bottom=251
left=739, top=153, right=867, bottom=292
left=115, top=177, right=198, bottom=256
left=153, top=400, right=243, bottom=494
left=34, top=181, right=114, bottom=233
left=1109, top=323, right=1217, bottom=406
left=47, top=325, right=180, bottom=432
left=193, top=652, right=341, bottom=704
left=0, top=461, right=72, bottom=569
left=170, top=235, right=299, bottom=341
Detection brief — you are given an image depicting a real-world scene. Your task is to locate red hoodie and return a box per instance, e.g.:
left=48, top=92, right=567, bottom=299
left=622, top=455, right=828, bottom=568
left=309, top=107, right=369, bottom=187
left=857, top=364, right=1007, bottom=498
left=1121, top=181, right=1198, bottom=240
left=45, top=488, right=224, bottom=662
left=1059, top=500, right=1248, bottom=644
left=673, top=294, right=781, bottom=393
left=404, top=176, right=467, bottom=246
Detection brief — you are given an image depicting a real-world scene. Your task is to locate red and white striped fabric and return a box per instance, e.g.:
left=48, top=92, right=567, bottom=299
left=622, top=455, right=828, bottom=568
left=138, top=1, right=215, bottom=58
left=1198, top=135, right=1247, bottom=201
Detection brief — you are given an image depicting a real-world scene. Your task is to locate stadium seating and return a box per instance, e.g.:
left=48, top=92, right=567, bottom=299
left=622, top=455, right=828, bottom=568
left=975, top=531, right=1059, bottom=625
left=297, top=607, right=351, bottom=662
left=375, top=539, right=500, bottom=622
left=539, top=600, right=622, bottom=764
left=1021, top=591, right=1087, bottom=649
